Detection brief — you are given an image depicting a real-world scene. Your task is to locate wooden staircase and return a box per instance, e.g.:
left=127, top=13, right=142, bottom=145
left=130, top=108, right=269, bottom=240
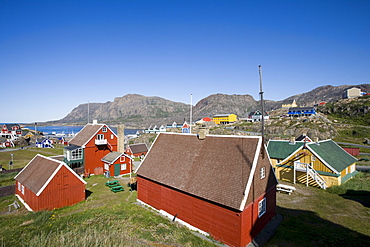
left=294, top=161, right=327, bottom=189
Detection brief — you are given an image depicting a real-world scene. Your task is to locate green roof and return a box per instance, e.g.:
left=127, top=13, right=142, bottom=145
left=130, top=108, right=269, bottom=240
left=307, top=140, right=357, bottom=173
left=267, top=140, right=304, bottom=160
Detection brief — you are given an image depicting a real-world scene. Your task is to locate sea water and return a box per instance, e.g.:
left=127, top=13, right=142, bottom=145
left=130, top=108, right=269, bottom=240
left=25, top=126, right=142, bottom=136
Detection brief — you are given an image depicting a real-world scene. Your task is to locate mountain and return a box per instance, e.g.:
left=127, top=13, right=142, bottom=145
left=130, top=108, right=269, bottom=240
left=49, top=84, right=370, bottom=127
left=54, top=94, right=190, bottom=127
left=279, top=84, right=370, bottom=107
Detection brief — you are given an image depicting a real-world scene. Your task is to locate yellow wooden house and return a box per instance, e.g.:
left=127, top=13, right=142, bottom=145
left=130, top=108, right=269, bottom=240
left=212, top=114, right=237, bottom=124
left=282, top=99, right=297, bottom=108
left=267, top=139, right=358, bottom=189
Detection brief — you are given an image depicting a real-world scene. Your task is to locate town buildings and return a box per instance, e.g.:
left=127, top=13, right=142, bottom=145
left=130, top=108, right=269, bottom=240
left=63, top=120, right=118, bottom=175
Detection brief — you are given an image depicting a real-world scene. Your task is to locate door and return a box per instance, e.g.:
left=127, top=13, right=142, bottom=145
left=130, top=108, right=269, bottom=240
left=114, top=163, right=120, bottom=176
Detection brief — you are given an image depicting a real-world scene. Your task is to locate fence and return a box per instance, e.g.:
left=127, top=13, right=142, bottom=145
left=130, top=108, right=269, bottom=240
left=0, top=185, right=15, bottom=198
left=0, top=168, right=23, bottom=174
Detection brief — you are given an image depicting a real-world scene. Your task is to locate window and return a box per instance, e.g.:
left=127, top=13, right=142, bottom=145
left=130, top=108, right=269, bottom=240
left=102, top=127, right=107, bottom=132
left=311, top=156, right=316, bottom=162
left=260, top=167, right=265, bottom=179
left=104, top=163, right=109, bottom=171
left=18, top=181, right=21, bottom=191
left=120, top=156, right=126, bottom=162
left=350, top=165, right=355, bottom=173
left=21, top=185, right=25, bottom=195
left=96, top=134, right=104, bottom=140
left=121, top=163, right=127, bottom=171
left=258, top=198, right=266, bottom=218
left=111, top=134, right=114, bottom=139
left=71, top=148, right=82, bottom=160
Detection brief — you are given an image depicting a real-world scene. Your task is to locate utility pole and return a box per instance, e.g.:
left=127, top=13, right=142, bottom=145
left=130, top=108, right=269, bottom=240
left=259, top=65, right=265, bottom=141
left=190, top=94, right=193, bottom=133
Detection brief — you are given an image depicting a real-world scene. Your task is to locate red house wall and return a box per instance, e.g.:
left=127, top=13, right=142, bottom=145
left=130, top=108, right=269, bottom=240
left=342, top=147, right=360, bottom=156
left=125, top=148, right=147, bottom=158
left=106, top=156, right=132, bottom=176
left=133, top=151, right=147, bottom=157
left=16, top=166, right=85, bottom=211
left=138, top=176, right=276, bottom=247
left=240, top=186, right=276, bottom=245
left=84, top=128, right=117, bottom=174
left=138, top=177, right=244, bottom=247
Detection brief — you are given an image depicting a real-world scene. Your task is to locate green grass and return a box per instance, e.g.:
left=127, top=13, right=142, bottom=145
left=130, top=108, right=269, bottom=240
left=268, top=174, right=370, bottom=246
left=0, top=147, right=64, bottom=169
left=0, top=172, right=19, bottom=186
left=327, top=172, right=370, bottom=194
left=0, top=175, right=216, bottom=247
left=2, top=173, right=369, bottom=246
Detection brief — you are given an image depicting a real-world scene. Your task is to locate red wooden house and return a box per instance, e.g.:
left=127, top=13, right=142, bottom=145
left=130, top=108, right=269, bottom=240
left=136, top=132, right=277, bottom=247
left=64, top=121, right=118, bottom=175
left=0, top=137, right=14, bottom=148
left=14, top=154, right=86, bottom=211
left=102, top=151, right=133, bottom=177
left=342, top=147, right=360, bottom=156
left=1, top=124, right=22, bottom=139
left=125, top=143, right=148, bottom=158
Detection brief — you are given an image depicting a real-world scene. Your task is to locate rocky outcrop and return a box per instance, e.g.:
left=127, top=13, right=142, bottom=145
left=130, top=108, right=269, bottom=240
left=49, top=84, right=370, bottom=127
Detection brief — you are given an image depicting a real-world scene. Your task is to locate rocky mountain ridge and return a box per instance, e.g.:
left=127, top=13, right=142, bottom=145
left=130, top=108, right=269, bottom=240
left=49, top=84, right=370, bottom=127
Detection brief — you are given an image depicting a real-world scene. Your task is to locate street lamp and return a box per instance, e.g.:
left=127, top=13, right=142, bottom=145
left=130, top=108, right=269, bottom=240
left=9, top=154, right=13, bottom=170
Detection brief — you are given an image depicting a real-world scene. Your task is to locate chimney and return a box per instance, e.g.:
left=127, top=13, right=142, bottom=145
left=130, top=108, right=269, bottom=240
left=92, top=119, right=98, bottom=125
left=117, top=124, right=125, bottom=153
left=314, top=137, right=319, bottom=144
left=289, top=137, right=296, bottom=145
left=197, top=126, right=208, bottom=140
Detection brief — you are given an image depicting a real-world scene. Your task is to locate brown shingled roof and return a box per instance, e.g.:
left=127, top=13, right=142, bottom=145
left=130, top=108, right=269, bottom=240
left=136, top=133, right=266, bottom=210
left=15, top=155, right=62, bottom=195
left=129, top=143, right=148, bottom=154
left=14, top=154, right=86, bottom=196
left=68, top=124, right=104, bottom=147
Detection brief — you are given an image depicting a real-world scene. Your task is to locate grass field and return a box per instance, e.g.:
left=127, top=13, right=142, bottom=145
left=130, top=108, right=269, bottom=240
left=268, top=173, right=370, bottom=246
left=0, top=146, right=64, bottom=169
left=1, top=172, right=369, bottom=246
left=0, top=175, right=217, bottom=247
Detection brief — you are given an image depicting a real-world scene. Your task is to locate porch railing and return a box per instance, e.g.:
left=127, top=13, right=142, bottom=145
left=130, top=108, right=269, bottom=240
left=294, top=161, right=327, bottom=189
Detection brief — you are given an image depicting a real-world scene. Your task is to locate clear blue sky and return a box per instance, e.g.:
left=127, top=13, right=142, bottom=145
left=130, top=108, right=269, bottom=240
left=1, top=0, right=369, bottom=123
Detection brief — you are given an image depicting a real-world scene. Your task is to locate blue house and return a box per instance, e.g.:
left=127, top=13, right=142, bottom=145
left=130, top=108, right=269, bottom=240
left=35, top=137, right=54, bottom=148
left=288, top=107, right=316, bottom=117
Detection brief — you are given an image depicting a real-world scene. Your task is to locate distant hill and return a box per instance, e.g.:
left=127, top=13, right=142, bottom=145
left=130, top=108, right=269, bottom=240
left=48, top=84, right=370, bottom=127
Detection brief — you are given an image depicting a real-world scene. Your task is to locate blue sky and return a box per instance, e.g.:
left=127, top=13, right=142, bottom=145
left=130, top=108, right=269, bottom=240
left=1, top=0, right=369, bottom=123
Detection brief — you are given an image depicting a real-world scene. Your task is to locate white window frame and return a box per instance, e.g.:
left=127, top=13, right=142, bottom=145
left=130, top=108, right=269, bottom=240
left=258, top=198, right=266, bottom=218
left=21, top=185, right=25, bottom=195
left=102, top=127, right=107, bottom=132
left=96, top=134, right=104, bottom=140
left=121, top=163, right=127, bottom=171
left=111, top=134, right=114, bottom=139
left=350, top=164, right=355, bottom=173
left=18, top=181, right=21, bottom=191
left=70, top=148, right=82, bottom=160
left=260, top=167, right=265, bottom=179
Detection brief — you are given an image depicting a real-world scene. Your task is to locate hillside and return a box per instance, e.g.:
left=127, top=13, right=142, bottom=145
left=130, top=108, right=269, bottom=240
left=48, top=84, right=370, bottom=127
left=317, top=96, right=370, bottom=125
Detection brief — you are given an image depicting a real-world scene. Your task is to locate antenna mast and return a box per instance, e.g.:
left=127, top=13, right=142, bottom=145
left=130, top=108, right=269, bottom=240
left=190, top=94, right=193, bottom=133
left=87, top=101, right=90, bottom=124
left=259, top=65, right=265, bottom=141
